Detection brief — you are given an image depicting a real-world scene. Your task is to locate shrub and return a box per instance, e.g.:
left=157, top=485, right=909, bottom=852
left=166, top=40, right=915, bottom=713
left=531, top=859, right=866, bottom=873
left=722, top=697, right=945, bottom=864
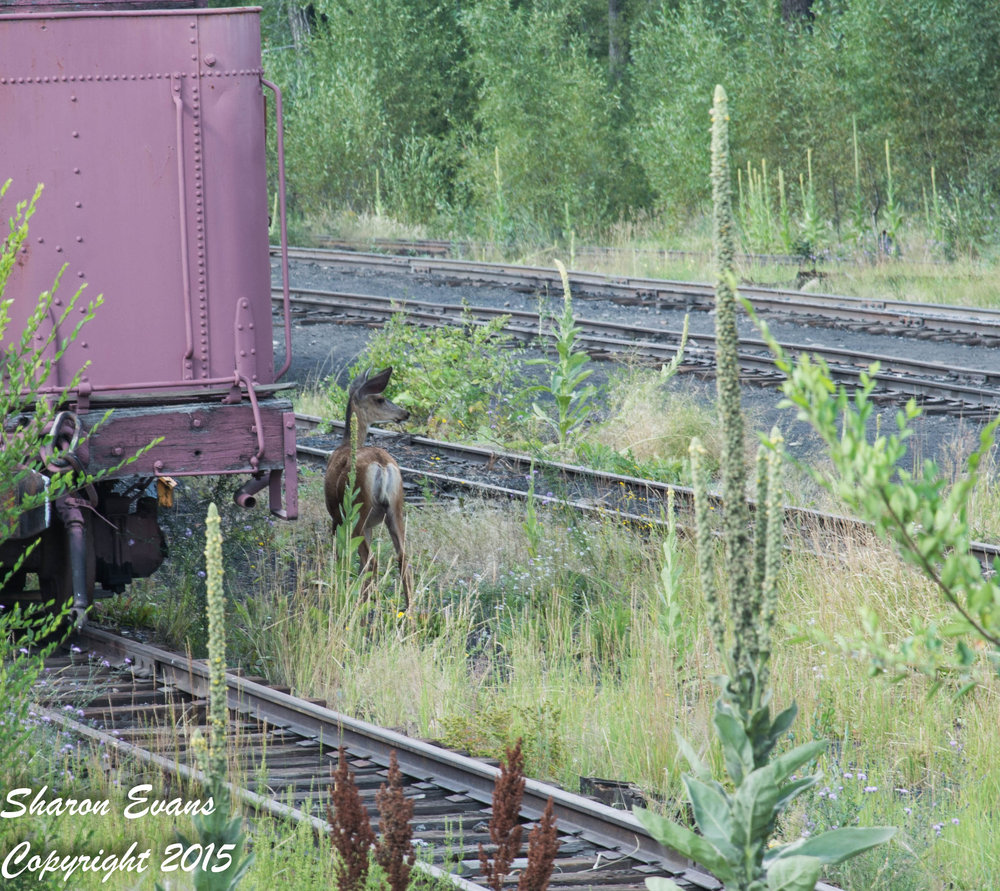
left=330, top=310, right=525, bottom=439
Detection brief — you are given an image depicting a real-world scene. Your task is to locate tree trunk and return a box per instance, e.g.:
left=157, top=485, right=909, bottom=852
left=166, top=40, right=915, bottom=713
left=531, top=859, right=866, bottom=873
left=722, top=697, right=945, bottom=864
left=288, top=4, right=311, bottom=49
left=608, top=0, right=625, bottom=83
left=781, top=0, right=814, bottom=22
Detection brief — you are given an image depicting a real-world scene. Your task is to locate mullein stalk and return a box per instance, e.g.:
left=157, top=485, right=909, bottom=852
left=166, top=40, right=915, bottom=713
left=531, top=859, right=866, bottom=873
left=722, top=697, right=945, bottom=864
left=634, top=86, right=895, bottom=891
left=689, top=439, right=728, bottom=664
left=205, top=502, right=228, bottom=790
left=157, top=504, right=254, bottom=891
left=757, top=431, right=783, bottom=693
left=710, top=85, right=754, bottom=701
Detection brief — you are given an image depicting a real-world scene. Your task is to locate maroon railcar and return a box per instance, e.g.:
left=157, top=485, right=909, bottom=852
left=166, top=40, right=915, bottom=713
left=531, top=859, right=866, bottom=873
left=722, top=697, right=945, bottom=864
left=0, top=0, right=296, bottom=623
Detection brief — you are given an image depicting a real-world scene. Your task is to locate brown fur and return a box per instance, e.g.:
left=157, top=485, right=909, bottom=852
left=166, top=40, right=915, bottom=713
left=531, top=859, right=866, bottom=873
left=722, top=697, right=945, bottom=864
left=323, top=368, right=414, bottom=609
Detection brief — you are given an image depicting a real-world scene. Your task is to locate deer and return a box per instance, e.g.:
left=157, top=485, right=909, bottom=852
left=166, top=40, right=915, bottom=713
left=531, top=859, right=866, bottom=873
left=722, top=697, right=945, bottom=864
left=324, top=367, right=414, bottom=610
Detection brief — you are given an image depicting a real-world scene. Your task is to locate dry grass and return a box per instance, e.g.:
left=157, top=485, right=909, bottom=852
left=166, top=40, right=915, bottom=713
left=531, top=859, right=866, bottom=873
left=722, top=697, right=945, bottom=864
left=586, top=369, right=722, bottom=466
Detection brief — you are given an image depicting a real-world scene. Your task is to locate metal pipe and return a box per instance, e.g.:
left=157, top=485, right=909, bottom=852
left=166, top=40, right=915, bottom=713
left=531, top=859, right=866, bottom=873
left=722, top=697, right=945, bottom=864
left=55, top=496, right=90, bottom=628
left=172, top=73, right=195, bottom=377
left=233, top=473, right=268, bottom=509
left=262, top=78, right=292, bottom=382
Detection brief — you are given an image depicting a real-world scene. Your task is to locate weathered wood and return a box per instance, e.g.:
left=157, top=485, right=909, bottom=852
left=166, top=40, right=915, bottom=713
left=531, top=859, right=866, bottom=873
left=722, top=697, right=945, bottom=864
left=81, top=398, right=294, bottom=477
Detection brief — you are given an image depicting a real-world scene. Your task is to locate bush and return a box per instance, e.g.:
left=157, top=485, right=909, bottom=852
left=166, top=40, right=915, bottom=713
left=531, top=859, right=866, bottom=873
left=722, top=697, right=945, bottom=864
left=330, top=311, right=526, bottom=440
left=457, top=0, right=632, bottom=241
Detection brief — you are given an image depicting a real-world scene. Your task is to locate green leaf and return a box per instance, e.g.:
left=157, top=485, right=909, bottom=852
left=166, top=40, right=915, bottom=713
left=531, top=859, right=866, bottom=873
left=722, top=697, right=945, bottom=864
left=674, top=731, right=712, bottom=783
left=731, top=764, right=780, bottom=848
left=766, top=854, right=823, bottom=891
left=768, top=702, right=798, bottom=742
left=768, top=826, right=896, bottom=866
left=633, top=807, right=737, bottom=885
left=769, top=740, right=826, bottom=785
left=683, top=775, right=743, bottom=860
left=714, top=707, right=754, bottom=784
left=775, top=775, right=821, bottom=813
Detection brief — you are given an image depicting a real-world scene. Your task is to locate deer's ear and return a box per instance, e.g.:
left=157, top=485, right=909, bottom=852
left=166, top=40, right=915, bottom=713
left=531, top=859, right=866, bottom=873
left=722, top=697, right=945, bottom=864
left=348, top=367, right=372, bottom=399
left=361, top=367, right=393, bottom=395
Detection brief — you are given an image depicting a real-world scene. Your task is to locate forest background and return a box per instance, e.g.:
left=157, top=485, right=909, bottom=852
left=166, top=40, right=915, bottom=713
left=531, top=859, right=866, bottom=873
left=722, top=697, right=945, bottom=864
left=246, top=0, right=1000, bottom=259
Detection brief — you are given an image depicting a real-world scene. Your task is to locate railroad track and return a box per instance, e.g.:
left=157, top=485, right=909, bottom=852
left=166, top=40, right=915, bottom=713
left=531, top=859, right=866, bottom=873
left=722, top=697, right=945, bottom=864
left=273, top=245, right=1000, bottom=348
left=277, top=284, right=1000, bottom=417
left=313, top=236, right=803, bottom=267
left=293, top=413, right=1000, bottom=571
left=33, top=628, right=729, bottom=891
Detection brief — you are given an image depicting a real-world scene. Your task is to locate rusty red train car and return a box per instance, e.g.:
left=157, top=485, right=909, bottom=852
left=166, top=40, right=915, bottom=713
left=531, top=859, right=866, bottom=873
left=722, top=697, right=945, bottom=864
left=1, top=0, right=297, bottom=624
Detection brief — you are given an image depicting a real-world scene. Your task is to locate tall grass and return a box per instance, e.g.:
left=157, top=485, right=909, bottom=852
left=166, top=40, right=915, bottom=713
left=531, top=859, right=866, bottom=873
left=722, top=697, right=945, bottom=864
left=120, top=464, right=989, bottom=889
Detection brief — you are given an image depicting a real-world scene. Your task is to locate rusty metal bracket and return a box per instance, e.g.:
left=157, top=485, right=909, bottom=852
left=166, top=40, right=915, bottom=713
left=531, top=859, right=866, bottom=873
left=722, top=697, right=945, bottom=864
left=262, top=77, right=292, bottom=382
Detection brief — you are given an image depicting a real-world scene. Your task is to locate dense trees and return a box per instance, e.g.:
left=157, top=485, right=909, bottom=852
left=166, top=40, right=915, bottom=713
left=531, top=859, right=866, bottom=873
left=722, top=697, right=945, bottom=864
left=260, top=0, right=1000, bottom=249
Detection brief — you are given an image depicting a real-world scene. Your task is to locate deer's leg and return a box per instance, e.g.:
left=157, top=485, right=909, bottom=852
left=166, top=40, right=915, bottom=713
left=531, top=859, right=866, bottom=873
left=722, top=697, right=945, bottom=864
left=357, top=529, right=378, bottom=601
left=385, top=508, right=413, bottom=611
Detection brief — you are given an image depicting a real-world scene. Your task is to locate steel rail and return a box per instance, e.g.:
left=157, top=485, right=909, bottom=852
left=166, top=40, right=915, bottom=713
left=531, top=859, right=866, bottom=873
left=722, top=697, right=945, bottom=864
left=32, top=649, right=487, bottom=891
left=76, top=628, right=719, bottom=889
left=296, top=413, right=1000, bottom=572
left=272, top=245, right=1000, bottom=344
left=277, top=286, right=1000, bottom=415
left=312, top=235, right=804, bottom=267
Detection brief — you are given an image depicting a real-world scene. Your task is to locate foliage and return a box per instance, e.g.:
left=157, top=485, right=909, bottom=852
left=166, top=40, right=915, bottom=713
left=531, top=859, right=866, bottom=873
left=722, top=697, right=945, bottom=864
left=440, top=698, right=566, bottom=781
left=158, top=503, right=254, bottom=891
left=374, top=751, right=416, bottom=891
left=634, top=86, right=894, bottom=891
left=479, top=739, right=525, bottom=891
left=0, top=603, right=68, bottom=786
left=332, top=309, right=524, bottom=438
left=524, top=260, right=599, bottom=449
left=656, top=490, right=693, bottom=675
left=261, top=0, right=1000, bottom=251
left=326, top=747, right=418, bottom=891
left=263, top=0, right=467, bottom=224
left=754, top=316, right=1000, bottom=688
left=575, top=342, right=712, bottom=486
left=458, top=0, right=632, bottom=241
left=328, top=746, right=377, bottom=891
left=629, top=0, right=1000, bottom=225
left=1, top=181, right=103, bottom=544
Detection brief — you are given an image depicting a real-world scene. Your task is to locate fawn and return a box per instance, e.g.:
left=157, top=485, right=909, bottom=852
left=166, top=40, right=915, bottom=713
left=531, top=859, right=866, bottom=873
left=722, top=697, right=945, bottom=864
left=324, top=367, right=414, bottom=609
